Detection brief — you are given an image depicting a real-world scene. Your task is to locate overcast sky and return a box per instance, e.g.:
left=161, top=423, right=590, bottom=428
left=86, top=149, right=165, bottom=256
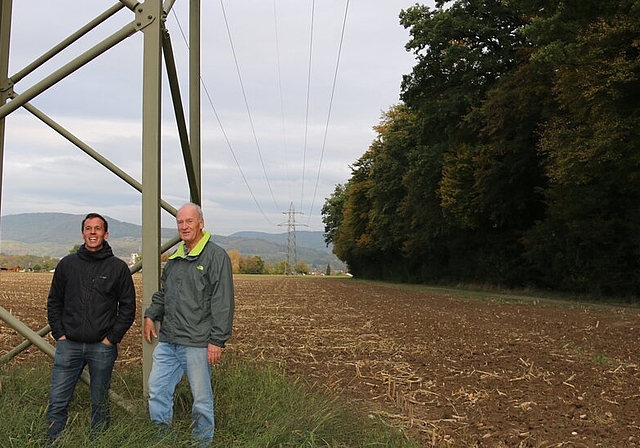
left=1, top=0, right=430, bottom=236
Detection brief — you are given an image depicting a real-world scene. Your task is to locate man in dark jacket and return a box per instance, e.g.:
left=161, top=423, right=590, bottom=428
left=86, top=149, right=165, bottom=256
left=46, top=213, right=136, bottom=444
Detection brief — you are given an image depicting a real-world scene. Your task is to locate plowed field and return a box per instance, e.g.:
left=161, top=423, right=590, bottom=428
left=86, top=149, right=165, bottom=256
left=1, top=272, right=639, bottom=447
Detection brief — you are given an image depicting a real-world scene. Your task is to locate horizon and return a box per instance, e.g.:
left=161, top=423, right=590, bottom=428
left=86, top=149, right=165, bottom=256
left=0, top=211, right=327, bottom=238
left=0, top=211, right=337, bottom=267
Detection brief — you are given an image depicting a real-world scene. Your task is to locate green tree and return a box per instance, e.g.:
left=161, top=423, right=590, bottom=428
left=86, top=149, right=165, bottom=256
left=322, top=105, right=432, bottom=280
left=239, top=256, right=265, bottom=274
left=328, top=153, right=375, bottom=277
left=400, top=0, right=527, bottom=139
left=295, top=262, right=310, bottom=275
left=321, top=184, right=347, bottom=247
left=323, top=0, right=640, bottom=295
left=527, top=11, right=640, bottom=295
left=441, top=59, right=551, bottom=232
left=398, top=0, right=533, bottom=283
left=397, top=142, right=449, bottom=280
left=367, top=106, right=414, bottom=257
left=272, top=261, right=287, bottom=275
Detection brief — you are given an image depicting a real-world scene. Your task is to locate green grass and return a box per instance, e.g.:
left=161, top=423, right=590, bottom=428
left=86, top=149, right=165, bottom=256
left=0, top=355, right=416, bottom=448
left=353, top=278, right=640, bottom=309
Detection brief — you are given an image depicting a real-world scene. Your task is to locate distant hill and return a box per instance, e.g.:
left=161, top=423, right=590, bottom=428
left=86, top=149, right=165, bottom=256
left=229, top=231, right=331, bottom=253
left=0, top=213, right=176, bottom=259
left=0, top=213, right=343, bottom=270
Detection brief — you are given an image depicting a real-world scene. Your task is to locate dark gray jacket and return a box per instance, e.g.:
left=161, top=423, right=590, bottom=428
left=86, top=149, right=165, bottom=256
left=144, top=232, right=235, bottom=348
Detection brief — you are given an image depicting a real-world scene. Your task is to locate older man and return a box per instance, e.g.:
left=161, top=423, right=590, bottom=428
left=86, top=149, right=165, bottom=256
left=143, top=203, right=235, bottom=447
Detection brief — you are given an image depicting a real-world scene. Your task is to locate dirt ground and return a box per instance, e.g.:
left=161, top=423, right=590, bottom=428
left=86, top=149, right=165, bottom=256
left=1, top=272, right=639, bottom=447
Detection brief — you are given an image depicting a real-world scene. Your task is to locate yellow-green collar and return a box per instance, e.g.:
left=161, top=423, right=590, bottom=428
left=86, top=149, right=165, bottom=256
left=169, top=231, right=211, bottom=259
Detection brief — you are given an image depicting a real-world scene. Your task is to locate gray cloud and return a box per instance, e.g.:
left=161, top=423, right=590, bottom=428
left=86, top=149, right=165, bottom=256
left=1, top=0, right=425, bottom=235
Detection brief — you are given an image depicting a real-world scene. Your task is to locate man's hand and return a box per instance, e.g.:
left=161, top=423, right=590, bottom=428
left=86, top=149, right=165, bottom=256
left=207, top=344, right=223, bottom=365
left=143, top=317, right=158, bottom=344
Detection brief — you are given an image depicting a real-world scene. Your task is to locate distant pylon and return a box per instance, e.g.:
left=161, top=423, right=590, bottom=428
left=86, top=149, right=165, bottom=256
left=279, top=202, right=305, bottom=275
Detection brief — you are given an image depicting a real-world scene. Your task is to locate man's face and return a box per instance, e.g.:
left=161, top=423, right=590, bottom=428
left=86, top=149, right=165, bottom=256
left=176, top=206, right=204, bottom=248
left=82, top=217, right=108, bottom=252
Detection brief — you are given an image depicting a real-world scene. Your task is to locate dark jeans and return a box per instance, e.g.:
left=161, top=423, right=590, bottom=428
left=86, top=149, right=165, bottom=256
left=47, top=339, right=118, bottom=443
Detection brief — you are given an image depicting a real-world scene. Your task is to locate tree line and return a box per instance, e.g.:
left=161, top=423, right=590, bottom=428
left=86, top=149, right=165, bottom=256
left=0, top=254, right=58, bottom=272
left=0, top=249, right=315, bottom=276
left=227, top=250, right=312, bottom=275
left=321, top=0, right=640, bottom=297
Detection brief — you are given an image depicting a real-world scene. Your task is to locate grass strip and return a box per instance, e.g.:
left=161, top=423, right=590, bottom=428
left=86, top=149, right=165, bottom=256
left=0, top=355, right=415, bottom=447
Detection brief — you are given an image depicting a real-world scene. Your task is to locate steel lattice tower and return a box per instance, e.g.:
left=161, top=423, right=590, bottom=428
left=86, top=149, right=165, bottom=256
left=0, top=0, right=204, bottom=397
left=280, top=202, right=304, bottom=275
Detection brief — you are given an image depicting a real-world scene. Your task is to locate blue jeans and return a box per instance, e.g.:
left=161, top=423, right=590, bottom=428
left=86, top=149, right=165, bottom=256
left=148, top=342, right=214, bottom=447
left=47, top=339, right=118, bottom=442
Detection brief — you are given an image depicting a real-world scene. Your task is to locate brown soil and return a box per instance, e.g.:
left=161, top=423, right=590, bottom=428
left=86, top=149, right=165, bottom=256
left=1, top=272, right=639, bottom=447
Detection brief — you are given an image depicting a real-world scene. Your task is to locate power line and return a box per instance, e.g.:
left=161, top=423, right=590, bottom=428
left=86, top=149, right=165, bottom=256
left=300, top=0, right=316, bottom=212
left=306, top=0, right=350, bottom=226
left=219, top=0, right=280, bottom=212
left=172, top=2, right=352, bottom=231
left=272, top=0, right=291, bottom=196
left=170, top=9, right=276, bottom=227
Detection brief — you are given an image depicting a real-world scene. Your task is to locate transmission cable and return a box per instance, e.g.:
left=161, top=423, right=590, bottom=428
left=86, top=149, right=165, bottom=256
left=300, top=0, right=316, bottom=212
left=306, top=0, right=350, bottom=227
left=219, top=0, right=280, bottom=212
left=272, top=0, right=291, bottom=196
left=170, top=8, right=276, bottom=226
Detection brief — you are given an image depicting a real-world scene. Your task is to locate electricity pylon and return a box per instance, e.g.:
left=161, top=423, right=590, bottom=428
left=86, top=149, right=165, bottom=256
left=279, top=202, right=306, bottom=275
left=0, top=0, right=203, bottom=397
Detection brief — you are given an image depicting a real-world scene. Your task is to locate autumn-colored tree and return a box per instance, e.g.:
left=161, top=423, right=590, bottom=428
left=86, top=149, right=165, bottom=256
left=322, top=0, right=640, bottom=296
left=227, top=249, right=242, bottom=274
left=239, top=255, right=265, bottom=274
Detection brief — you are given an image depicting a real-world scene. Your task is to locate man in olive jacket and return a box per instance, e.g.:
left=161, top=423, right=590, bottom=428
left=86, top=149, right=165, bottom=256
left=47, top=213, right=136, bottom=444
left=144, top=203, right=234, bottom=447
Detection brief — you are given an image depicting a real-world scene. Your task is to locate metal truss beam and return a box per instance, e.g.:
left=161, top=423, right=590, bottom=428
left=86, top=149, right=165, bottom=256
left=0, top=0, right=203, bottom=399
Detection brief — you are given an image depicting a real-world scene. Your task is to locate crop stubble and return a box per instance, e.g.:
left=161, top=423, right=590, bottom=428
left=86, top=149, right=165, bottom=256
left=1, top=272, right=639, bottom=447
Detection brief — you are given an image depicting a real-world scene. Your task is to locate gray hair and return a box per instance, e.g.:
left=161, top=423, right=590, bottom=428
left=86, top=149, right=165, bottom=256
left=179, top=202, right=203, bottom=221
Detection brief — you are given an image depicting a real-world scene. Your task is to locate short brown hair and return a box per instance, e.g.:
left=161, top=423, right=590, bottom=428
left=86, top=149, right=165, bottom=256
left=82, top=213, right=108, bottom=232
